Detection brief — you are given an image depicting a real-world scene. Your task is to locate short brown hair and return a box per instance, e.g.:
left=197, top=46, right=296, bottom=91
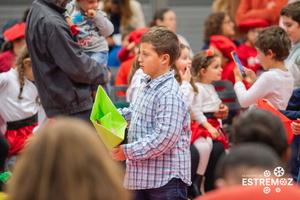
left=254, top=26, right=291, bottom=61
left=203, top=12, right=226, bottom=44
left=281, top=1, right=300, bottom=24
left=140, top=26, right=180, bottom=66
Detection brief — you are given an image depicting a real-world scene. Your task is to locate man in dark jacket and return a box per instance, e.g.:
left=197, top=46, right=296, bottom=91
left=25, top=0, right=109, bottom=121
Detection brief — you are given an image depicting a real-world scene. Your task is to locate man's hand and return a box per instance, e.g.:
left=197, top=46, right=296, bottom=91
left=213, top=104, right=229, bottom=120
left=109, top=145, right=126, bottom=161
left=292, top=119, right=300, bottom=135
left=86, top=9, right=97, bottom=18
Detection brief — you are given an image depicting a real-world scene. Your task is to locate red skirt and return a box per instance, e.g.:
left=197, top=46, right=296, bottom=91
left=5, top=123, right=36, bottom=157
left=191, top=119, right=229, bottom=149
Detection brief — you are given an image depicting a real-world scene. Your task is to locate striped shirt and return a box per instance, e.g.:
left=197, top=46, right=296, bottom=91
left=121, top=71, right=191, bottom=190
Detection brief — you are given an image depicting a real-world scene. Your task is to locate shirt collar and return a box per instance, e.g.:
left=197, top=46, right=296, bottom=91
left=141, top=70, right=175, bottom=89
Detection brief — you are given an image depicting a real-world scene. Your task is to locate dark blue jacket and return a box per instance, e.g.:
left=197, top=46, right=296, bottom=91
left=26, top=0, right=108, bottom=118
left=280, top=89, right=300, bottom=120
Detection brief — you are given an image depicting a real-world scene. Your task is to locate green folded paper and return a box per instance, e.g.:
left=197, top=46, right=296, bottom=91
left=90, top=86, right=127, bottom=150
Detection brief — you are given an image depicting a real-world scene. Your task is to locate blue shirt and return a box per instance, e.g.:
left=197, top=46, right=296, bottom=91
left=120, top=71, right=191, bottom=190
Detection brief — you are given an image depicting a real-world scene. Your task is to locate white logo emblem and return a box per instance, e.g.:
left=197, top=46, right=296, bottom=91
left=274, top=167, right=285, bottom=177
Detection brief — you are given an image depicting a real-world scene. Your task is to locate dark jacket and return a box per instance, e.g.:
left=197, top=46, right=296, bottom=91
left=280, top=89, right=300, bottom=120
left=26, top=0, right=108, bottom=118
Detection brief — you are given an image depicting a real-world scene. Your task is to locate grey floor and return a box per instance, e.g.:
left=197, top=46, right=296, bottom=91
left=0, top=0, right=213, bottom=53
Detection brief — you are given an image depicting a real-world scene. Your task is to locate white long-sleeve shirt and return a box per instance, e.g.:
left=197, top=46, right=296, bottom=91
left=181, top=81, right=221, bottom=124
left=234, top=68, right=294, bottom=110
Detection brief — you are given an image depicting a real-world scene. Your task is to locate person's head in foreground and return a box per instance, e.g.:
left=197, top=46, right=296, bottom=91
left=215, top=143, right=282, bottom=188
left=7, top=117, right=130, bottom=200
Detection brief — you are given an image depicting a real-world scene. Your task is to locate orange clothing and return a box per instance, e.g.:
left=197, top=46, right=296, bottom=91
left=197, top=185, right=300, bottom=200
left=114, top=57, right=134, bottom=95
left=115, top=57, right=135, bottom=87
left=235, top=0, right=288, bottom=26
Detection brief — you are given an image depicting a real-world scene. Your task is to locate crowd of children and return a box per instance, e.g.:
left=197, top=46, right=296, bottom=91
left=1, top=0, right=300, bottom=200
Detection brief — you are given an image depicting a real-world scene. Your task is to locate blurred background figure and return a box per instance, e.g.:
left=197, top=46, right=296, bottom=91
left=149, top=8, right=193, bottom=56
left=7, top=117, right=131, bottom=200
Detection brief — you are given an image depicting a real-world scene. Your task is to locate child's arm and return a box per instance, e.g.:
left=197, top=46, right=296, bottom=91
left=122, top=94, right=189, bottom=160
left=234, top=72, right=271, bottom=108
left=90, top=10, right=114, bottom=37
left=201, top=121, right=220, bottom=139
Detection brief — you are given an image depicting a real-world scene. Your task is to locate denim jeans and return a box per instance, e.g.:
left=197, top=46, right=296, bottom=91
left=85, top=51, right=108, bottom=66
left=133, top=178, right=188, bottom=200
left=85, top=51, right=109, bottom=92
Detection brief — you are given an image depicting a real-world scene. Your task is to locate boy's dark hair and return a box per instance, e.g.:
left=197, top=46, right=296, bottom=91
left=215, top=143, right=281, bottom=180
left=231, top=109, right=288, bottom=158
left=204, top=12, right=226, bottom=44
left=254, top=26, right=291, bottom=61
left=281, top=1, right=300, bottom=24
left=140, top=26, right=180, bottom=66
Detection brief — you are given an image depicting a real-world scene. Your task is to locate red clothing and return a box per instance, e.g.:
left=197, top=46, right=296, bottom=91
left=222, top=60, right=251, bottom=89
left=117, top=47, right=135, bottom=62
left=191, top=119, right=229, bottom=149
left=237, top=43, right=262, bottom=74
left=0, top=50, right=15, bottom=73
left=5, top=123, right=36, bottom=157
left=115, top=57, right=134, bottom=96
left=235, top=0, right=288, bottom=26
left=197, top=185, right=300, bottom=200
left=115, top=57, right=135, bottom=86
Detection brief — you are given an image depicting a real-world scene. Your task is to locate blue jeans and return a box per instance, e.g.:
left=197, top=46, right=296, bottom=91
left=85, top=51, right=108, bottom=66
left=290, top=135, right=300, bottom=183
left=133, top=178, right=188, bottom=200
left=85, top=51, right=108, bottom=92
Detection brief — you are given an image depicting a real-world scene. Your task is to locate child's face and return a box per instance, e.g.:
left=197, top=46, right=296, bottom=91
left=282, top=15, right=300, bottom=44
left=77, top=0, right=99, bottom=12
left=138, top=42, right=169, bottom=79
left=201, top=57, right=222, bottom=83
left=175, top=47, right=191, bottom=72
left=222, top=15, right=235, bottom=38
left=256, top=48, right=269, bottom=70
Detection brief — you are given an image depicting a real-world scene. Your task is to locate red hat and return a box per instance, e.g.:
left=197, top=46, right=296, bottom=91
left=209, top=35, right=237, bottom=60
left=3, top=22, right=26, bottom=41
left=238, top=18, right=269, bottom=33
left=128, top=27, right=149, bottom=44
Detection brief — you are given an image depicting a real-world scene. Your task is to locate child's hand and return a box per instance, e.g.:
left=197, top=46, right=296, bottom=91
left=179, top=67, right=192, bottom=83
left=292, top=119, right=300, bottom=135
left=109, top=145, right=126, bottom=161
left=126, top=41, right=136, bottom=51
left=233, top=66, right=244, bottom=82
left=243, top=68, right=257, bottom=85
left=85, top=9, right=97, bottom=18
left=213, top=104, right=229, bottom=120
left=207, top=127, right=220, bottom=140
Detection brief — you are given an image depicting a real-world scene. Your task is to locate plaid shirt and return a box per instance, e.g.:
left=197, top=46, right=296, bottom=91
left=121, top=71, right=191, bottom=190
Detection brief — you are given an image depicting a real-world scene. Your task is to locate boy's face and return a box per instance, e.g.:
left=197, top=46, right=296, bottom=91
left=138, top=42, right=169, bottom=80
left=282, top=15, right=300, bottom=44
left=256, top=48, right=269, bottom=70
left=77, top=0, right=99, bottom=12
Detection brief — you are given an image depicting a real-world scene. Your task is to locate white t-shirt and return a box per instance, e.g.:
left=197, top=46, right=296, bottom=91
left=0, top=68, right=40, bottom=122
left=234, top=68, right=294, bottom=110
